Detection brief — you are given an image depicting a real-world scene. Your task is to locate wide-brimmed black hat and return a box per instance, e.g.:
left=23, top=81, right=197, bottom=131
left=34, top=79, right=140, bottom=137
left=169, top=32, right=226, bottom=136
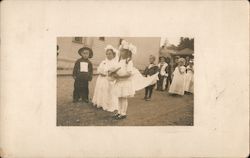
left=78, top=47, right=93, bottom=58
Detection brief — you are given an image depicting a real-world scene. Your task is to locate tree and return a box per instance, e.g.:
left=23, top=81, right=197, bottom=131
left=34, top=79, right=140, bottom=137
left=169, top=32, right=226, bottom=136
left=167, top=44, right=178, bottom=50
left=177, top=37, right=194, bottom=50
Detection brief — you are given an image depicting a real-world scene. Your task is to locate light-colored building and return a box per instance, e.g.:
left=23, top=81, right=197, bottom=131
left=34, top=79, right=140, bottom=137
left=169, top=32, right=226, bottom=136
left=57, top=37, right=161, bottom=75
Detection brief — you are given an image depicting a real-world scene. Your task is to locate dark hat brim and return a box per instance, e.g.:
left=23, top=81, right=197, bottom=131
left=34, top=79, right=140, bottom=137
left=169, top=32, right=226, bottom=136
left=78, top=47, right=93, bottom=58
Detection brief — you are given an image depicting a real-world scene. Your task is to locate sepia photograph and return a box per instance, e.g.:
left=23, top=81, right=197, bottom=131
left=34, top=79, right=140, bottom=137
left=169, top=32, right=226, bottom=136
left=57, top=37, right=194, bottom=126
left=1, top=0, right=249, bottom=157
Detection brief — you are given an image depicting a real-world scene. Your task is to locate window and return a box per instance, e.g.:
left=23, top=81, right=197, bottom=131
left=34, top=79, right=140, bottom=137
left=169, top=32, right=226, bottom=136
left=119, top=38, right=123, bottom=45
left=99, top=37, right=105, bottom=41
left=72, top=37, right=83, bottom=43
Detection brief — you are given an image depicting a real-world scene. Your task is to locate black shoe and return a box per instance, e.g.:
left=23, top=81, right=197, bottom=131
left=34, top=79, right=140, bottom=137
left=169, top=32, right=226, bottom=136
left=73, top=99, right=78, bottom=103
left=82, top=99, right=89, bottom=103
left=112, top=113, right=120, bottom=119
left=116, top=115, right=127, bottom=120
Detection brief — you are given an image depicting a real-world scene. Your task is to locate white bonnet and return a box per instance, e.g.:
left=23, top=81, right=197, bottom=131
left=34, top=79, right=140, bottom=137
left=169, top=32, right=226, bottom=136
left=104, top=45, right=118, bottom=54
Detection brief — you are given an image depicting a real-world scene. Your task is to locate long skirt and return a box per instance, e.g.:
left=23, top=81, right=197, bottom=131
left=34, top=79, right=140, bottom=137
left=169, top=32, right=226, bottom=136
left=92, top=76, right=118, bottom=112
left=184, top=72, right=194, bottom=93
left=169, top=73, right=185, bottom=95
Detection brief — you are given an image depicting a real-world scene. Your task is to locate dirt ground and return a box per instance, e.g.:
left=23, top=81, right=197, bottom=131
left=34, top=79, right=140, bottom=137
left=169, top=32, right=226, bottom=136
left=57, top=76, right=193, bottom=126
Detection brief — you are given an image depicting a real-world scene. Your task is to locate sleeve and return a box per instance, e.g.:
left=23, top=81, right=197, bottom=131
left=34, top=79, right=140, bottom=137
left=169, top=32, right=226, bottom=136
left=155, top=66, right=160, bottom=73
left=165, top=65, right=168, bottom=74
left=73, top=60, right=79, bottom=77
left=88, top=62, right=93, bottom=81
left=143, top=67, right=148, bottom=76
left=97, top=61, right=107, bottom=75
left=180, top=66, right=186, bottom=73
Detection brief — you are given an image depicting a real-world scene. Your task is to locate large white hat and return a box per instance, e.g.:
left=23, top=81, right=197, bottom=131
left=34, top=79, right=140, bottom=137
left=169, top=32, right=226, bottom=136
left=119, top=40, right=137, bottom=54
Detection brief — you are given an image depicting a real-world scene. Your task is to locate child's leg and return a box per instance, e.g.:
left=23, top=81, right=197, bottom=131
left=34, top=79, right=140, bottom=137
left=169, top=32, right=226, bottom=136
left=120, top=97, right=128, bottom=116
left=117, top=98, right=123, bottom=115
left=148, top=85, right=154, bottom=98
left=156, top=79, right=160, bottom=90
left=81, top=80, right=89, bottom=102
left=145, top=86, right=149, bottom=98
left=157, top=76, right=163, bottom=90
left=73, top=79, right=80, bottom=102
left=166, top=77, right=170, bottom=90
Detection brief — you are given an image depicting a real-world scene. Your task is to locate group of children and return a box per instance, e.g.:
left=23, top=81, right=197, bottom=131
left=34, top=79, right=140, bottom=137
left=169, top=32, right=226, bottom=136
left=72, top=41, right=193, bottom=120
left=142, top=55, right=194, bottom=101
left=72, top=40, right=158, bottom=120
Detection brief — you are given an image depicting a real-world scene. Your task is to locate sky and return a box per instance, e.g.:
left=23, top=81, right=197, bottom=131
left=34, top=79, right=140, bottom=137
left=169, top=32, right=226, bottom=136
left=160, top=36, right=181, bottom=46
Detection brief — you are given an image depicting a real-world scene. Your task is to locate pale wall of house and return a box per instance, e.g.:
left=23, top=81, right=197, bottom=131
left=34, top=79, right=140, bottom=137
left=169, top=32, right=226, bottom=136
left=122, top=37, right=161, bottom=69
left=57, top=37, right=160, bottom=74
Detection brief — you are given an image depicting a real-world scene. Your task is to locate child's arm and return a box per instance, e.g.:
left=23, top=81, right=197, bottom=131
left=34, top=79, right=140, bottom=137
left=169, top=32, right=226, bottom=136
left=97, top=61, right=109, bottom=76
left=143, top=67, right=148, bottom=76
left=108, top=67, right=121, bottom=76
left=72, top=60, right=78, bottom=79
left=156, top=66, right=160, bottom=74
left=88, top=62, right=93, bottom=81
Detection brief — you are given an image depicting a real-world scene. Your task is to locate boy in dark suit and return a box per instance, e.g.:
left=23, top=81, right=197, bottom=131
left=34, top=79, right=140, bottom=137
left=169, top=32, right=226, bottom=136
left=143, top=55, right=159, bottom=101
left=73, top=47, right=93, bottom=103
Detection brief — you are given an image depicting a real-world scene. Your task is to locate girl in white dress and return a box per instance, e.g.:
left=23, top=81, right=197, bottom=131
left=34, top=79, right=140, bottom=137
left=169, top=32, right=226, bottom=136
left=109, top=40, right=159, bottom=119
left=184, top=60, right=194, bottom=93
left=169, top=58, right=186, bottom=96
left=92, top=45, right=118, bottom=112
left=109, top=41, right=136, bottom=119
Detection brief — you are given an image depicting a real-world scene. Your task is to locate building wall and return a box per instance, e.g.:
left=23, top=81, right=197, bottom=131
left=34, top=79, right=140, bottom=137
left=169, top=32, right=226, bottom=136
left=57, top=37, right=160, bottom=74
left=122, top=37, right=161, bottom=69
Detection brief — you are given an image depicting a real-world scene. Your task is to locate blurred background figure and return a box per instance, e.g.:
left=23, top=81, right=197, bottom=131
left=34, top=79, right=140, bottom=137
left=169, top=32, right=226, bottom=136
left=156, top=56, right=168, bottom=91
left=184, top=60, right=194, bottom=94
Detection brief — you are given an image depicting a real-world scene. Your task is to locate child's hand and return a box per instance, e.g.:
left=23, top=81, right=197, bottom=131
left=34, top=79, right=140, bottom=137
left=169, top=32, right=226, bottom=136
left=112, top=74, right=119, bottom=79
left=73, top=76, right=77, bottom=80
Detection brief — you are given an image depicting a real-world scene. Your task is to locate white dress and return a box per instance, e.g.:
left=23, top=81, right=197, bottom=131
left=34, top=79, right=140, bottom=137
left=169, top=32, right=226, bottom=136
left=92, top=59, right=118, bottom=112
left=131, top=68, right=159, bottom=91
left=169, top=66, right=186, bottom=95
left=158, top=62, right=168, bottom=90
left=113, top=59, right=159, bottom=98
left=184, top=65, right=194, bottom=93
left=113, top=59, right=135, bottom=98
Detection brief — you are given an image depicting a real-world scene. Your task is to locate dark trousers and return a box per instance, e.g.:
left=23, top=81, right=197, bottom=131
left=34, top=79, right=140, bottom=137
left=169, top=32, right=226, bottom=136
left=145, top=84, right=155, bottom=98
left=166, top=76, right=172, bottom=90
left=73, top=78, right=89, bottom=101
left=156, top=75, right=165, bottom=90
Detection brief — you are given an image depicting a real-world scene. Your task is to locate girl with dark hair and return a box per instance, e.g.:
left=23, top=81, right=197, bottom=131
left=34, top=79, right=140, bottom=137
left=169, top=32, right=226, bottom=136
left=92, top=45, right=119, bottom=112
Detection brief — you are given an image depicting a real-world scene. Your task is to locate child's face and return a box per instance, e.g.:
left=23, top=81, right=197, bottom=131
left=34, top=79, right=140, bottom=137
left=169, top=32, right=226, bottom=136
left=179, top=61, right=184, bottom=66
left=160, top=57, right=165, bottom=63
left=120, top=49, right=127, bottom=59
left=106, top=50, right=115, bottom=60
left=80, top=50, right=90, bottom=59
left=149, top=57, right=155, bottom=64
left=175, top=58, right=178, bottom=63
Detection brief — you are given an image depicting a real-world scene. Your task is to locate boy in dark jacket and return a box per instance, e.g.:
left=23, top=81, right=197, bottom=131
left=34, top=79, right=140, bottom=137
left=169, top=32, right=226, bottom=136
left=73, top=47, right=93, bottom=103
left=143, top=55, right=159, bottom=101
